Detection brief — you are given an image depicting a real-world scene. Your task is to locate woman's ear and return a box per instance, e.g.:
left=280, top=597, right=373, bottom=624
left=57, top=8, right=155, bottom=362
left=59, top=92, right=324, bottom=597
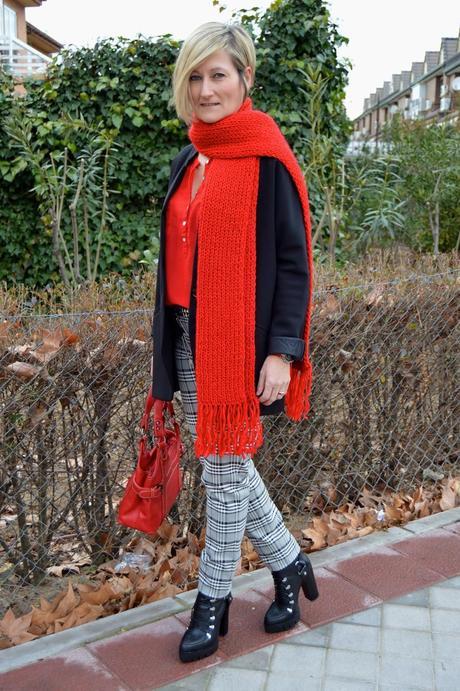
left=244, top=65, right=254, bottom=89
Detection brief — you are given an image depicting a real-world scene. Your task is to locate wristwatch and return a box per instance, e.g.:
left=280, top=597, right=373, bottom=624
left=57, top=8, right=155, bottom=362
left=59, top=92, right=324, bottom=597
left=274, top=353, right=295, bottom=364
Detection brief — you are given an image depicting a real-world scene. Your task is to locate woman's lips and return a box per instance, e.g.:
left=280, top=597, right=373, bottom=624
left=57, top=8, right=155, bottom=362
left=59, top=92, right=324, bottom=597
left=201, top=103, right=219, bottom=106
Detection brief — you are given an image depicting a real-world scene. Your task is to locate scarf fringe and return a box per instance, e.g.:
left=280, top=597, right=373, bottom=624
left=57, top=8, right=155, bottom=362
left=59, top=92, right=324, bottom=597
left=194, top=397, right=264, bottom=457
left=285, top=357, right=313, bottom=421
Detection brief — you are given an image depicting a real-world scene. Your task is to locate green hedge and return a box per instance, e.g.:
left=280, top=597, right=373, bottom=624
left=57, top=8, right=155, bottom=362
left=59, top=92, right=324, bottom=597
left=0, top=0, right=350, bottom=287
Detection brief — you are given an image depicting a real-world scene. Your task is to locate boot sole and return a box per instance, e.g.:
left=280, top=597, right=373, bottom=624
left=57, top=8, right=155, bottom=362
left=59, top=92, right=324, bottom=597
left=179, top=640, right=219, bottom=663
left=264, top=613, right=300, bottom=634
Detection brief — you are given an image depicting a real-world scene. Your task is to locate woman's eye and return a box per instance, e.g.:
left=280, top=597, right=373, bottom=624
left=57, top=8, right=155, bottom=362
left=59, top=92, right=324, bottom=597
left=190, top=73, right=225, bottom=81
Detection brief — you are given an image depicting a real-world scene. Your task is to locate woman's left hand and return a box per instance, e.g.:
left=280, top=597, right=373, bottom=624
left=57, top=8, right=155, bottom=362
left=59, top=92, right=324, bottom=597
left=256, top=355, right=291, bottom=405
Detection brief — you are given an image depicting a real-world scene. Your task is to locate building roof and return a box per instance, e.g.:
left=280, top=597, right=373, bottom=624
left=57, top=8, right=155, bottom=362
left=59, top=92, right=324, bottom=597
left=26, top=21, right=62, bottom=53
left=17, top=1, right=47, bottom=7
left=392, top=74, right=402, bottom=92
left=354, top=29, right=460, bottom=122
left=400, top=71, right=412, bottom=90
left=411, top=62, right=424, bottom=81
left=424, top=51, right=440, bottom=73
left=440, top=37, right=458, bottom=63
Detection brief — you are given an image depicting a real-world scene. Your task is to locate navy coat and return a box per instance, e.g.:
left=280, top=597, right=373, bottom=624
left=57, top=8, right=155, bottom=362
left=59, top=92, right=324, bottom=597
left=151, top=143, right=310, bottom=416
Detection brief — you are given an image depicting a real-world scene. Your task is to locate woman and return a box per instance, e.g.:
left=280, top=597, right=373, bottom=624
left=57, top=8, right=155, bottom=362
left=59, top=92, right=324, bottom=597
left=151, top=21, right=318, bottom=663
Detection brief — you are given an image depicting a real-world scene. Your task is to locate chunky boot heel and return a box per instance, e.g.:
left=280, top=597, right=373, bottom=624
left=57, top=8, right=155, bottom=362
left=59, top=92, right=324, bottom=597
left=301, top=562, right=319, bottom=601
left=219, top=595, right=231, bottom=636
left=179, top=591, right=233, bottom=663
left=264, top=551, right=319, bottom=634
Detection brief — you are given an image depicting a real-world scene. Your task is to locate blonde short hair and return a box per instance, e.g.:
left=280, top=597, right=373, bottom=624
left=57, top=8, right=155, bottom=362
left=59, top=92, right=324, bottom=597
left=171, top=22, right=256, bottom=125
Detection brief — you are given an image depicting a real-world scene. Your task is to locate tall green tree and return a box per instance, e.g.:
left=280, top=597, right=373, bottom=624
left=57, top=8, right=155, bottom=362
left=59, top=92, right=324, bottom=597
left=386, top=116, right=460, bottom=254
left=225, top=0, right=351, bottom=161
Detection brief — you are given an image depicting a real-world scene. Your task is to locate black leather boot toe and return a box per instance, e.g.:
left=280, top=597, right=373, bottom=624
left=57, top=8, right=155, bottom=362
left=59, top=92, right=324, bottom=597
left=179, top=590, right=233, bottom=663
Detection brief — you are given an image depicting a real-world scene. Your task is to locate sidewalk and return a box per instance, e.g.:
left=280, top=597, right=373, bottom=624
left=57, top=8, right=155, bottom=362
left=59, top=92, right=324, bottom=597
left=0, top=508, right=459, bottom=690
left=162, top=575, right=460, bottom=691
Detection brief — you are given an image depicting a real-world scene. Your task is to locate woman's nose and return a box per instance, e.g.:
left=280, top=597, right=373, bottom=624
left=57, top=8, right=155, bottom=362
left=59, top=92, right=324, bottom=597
left=200, top=78, right=214, bottom=97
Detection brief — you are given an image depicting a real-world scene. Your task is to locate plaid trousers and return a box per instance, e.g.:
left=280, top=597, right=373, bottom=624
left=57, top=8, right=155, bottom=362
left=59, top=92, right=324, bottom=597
left=172, top=306, right=300, bottom=598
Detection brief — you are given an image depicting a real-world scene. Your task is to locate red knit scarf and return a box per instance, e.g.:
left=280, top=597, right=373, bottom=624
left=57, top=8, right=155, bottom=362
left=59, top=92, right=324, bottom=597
left=188, top=97, right=314, bottom=458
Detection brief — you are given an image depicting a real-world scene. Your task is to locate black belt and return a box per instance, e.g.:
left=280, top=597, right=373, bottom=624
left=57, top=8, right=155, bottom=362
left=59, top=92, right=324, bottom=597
left=170, top=306, right=190, bottom=320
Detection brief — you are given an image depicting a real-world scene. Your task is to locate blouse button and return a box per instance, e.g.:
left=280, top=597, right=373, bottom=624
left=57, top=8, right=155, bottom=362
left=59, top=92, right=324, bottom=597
left=181, top=237, right=186, bottom=242
left=182, top=220, right=186, bottom=226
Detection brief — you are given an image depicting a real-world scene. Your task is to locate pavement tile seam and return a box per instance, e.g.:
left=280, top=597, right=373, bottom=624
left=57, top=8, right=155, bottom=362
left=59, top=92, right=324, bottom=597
left=333, top=605, right=382, bottom=628
left=219, top=643, right=275, bottom=672
left=277, top=625, right=332, bottom=649
left=268, top=641, right=327, bottom=680
left=378, top=655, right=436, bottom=691
left=429, top=584, right=460, bottom=610
left=324, top=647, right=379, bottom=683
left=82, top=648, right=135, bottom=691
left=158, top=668, right=213, bottom=691
left=0, top=646, right=134, bottom=691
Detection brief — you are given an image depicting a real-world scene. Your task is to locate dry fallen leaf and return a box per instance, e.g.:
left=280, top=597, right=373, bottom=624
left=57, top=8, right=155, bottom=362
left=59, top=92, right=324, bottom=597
left=6, top=361, right=40, bottom=381
left=47, top=581, right=79, bottom=621
left=320, top=293, right=341, bottom=318
left=156, top=520, right=180, bottom=542
left=0, top=609, right=38, bottom=645
left=53, top=602, right=104, bottom=632
left=301, top=527, right=327, bottom=551
left=46, top=564, right=81, bottom=577
left=366, top=285, right=384, bottom=307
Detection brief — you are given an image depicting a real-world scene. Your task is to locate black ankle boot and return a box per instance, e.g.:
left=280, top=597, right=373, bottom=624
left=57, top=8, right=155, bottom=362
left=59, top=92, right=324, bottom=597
left=264, top=551, right=319, bottom=633
left=179, top=590, right=233, bottom=663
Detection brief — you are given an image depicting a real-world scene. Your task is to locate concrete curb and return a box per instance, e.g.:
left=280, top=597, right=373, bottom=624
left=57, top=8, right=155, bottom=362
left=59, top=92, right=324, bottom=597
left=1, top=506, right=459, bottom=674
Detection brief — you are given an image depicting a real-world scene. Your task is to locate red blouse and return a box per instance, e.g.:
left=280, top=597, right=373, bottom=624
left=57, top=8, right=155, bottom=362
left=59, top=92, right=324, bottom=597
left=164, top=155, right=211, bottom=308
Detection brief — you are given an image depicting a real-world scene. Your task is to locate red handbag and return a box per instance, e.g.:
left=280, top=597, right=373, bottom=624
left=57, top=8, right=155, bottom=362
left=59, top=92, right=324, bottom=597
left=117, top=388, right=183, bottom=534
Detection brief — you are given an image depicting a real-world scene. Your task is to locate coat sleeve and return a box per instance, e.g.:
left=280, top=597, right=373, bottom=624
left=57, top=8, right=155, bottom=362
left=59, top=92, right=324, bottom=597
left=267, top=160, right=310, bottom=362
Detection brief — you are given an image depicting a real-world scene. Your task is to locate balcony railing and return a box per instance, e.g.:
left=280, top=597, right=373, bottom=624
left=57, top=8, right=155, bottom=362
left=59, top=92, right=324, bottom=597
left=0, top=33, right=51, bottom=78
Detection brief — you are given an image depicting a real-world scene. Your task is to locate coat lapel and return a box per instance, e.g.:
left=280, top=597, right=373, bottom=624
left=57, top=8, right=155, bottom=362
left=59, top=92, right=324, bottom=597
left=157, top=145, right=198, bottom=312
left=161, top=145, right=198, bottom=215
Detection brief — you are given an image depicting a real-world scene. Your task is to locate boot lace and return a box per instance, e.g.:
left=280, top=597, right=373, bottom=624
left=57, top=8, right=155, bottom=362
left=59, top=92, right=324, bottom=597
left=189, top=597, right=217, bottom=630
left=273, top=572, right=294, bottom=606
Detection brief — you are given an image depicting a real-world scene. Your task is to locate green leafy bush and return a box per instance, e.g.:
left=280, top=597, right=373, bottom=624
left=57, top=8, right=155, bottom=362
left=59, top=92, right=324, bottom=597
left=345, top=117, right=460, bottom=256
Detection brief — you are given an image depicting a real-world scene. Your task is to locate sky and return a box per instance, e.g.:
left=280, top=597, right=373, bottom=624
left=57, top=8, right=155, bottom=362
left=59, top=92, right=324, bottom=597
left=27, top=0, right=460, bottom=120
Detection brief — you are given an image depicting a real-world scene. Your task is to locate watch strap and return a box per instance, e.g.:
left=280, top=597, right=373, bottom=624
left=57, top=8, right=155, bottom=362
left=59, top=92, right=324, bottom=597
left=274, top=353, right=295, bottom=363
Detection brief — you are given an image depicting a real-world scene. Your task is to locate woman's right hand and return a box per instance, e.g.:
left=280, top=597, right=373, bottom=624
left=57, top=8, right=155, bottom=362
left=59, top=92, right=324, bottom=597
left=256, top=355, right=291, bottom=405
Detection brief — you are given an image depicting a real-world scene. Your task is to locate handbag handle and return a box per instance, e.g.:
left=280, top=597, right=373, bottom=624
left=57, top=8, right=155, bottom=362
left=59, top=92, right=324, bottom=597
left=140, top=387, right=177, bottom=440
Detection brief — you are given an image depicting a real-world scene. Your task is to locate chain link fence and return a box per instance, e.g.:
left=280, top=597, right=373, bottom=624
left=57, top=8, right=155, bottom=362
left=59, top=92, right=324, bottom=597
left=1, top=268, right=459, bottom=620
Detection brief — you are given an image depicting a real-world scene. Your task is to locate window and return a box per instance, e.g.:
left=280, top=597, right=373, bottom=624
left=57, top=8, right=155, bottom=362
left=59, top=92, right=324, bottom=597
left=0, top=4, right=18, bottom=39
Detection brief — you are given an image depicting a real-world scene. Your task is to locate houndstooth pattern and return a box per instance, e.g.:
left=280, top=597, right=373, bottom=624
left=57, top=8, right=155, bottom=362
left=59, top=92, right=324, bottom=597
left=173, top=306, right=300, bottom=598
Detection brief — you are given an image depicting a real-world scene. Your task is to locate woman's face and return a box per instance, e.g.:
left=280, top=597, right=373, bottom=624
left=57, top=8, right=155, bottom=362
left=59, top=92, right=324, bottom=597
left=189, top=49, right=253, bottom=124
